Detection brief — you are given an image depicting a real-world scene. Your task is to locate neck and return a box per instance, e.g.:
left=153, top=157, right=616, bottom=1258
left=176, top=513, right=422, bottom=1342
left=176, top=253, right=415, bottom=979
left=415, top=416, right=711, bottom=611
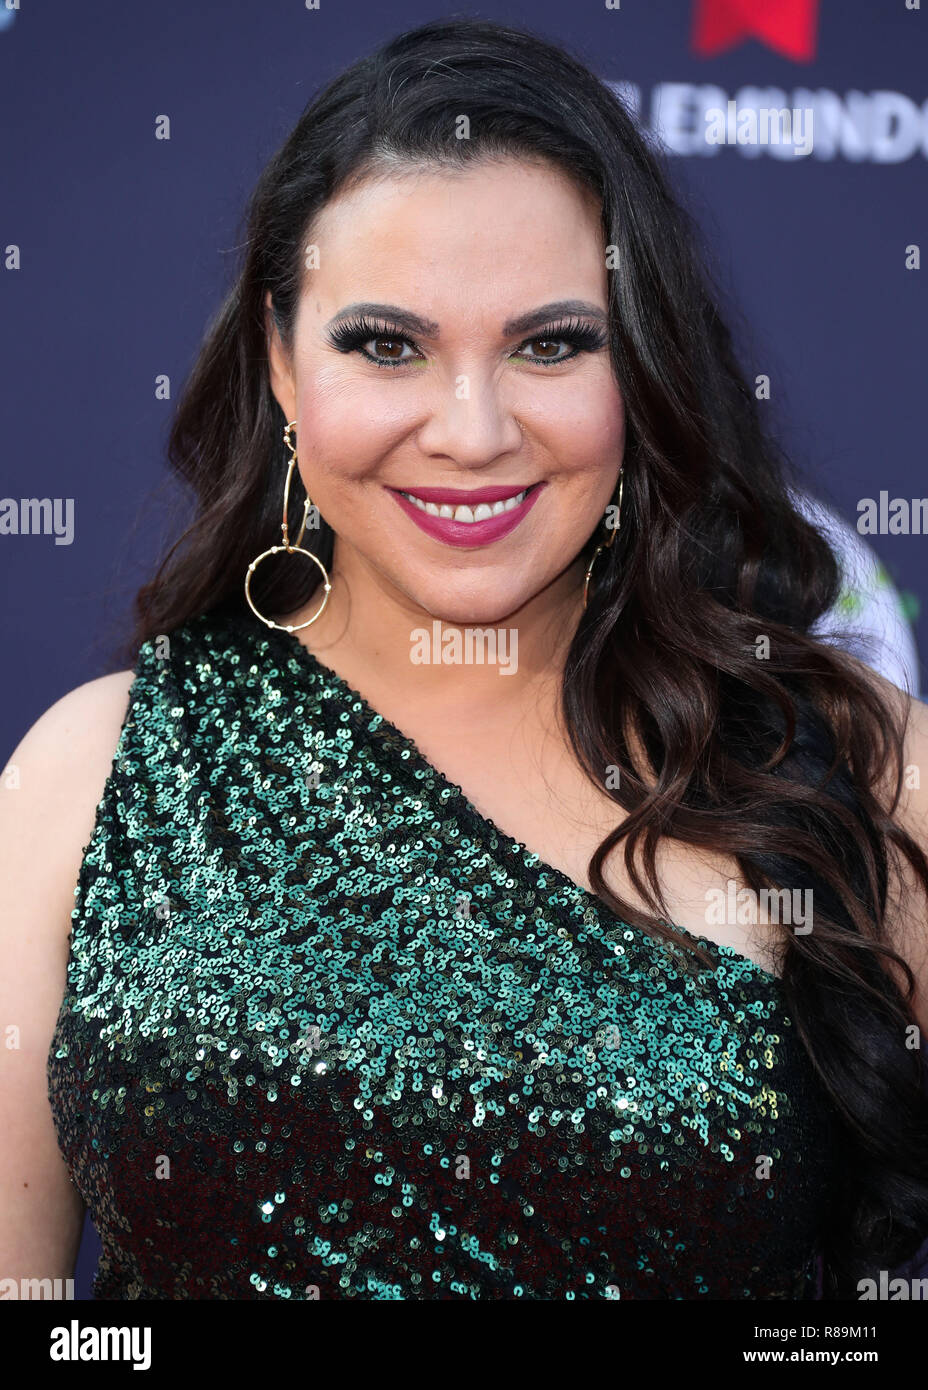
left=275, top=539, right=588, bottom=710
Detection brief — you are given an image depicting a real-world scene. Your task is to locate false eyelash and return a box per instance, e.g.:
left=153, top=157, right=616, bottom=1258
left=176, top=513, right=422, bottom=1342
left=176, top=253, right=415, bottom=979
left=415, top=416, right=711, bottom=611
left=326, top=314, right=609, bottom=366
left=327, top=316, right=401, bottom=353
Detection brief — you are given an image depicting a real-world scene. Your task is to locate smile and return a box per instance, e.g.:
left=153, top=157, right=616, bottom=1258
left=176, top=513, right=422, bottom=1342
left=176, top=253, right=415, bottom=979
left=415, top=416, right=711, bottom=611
left=399, top=488, right=530, bottom=522
left=386, top=482, right=545, bottom=548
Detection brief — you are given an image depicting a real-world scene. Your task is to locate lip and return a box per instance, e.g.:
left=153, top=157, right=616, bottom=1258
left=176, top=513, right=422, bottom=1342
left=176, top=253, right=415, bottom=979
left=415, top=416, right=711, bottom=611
left=389, top=483, right=533, bottom=505
left=387, top=481, right=546, bottom=548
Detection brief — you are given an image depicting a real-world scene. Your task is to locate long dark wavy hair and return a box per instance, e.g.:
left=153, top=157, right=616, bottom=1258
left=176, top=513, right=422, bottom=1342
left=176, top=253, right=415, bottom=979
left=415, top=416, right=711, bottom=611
left=125, top=18, right=928, bottom=1296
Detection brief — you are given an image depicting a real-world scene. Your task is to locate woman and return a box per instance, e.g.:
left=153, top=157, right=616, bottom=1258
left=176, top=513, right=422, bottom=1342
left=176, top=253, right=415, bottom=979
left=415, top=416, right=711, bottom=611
left=2, top=18, right=927, bottom=1301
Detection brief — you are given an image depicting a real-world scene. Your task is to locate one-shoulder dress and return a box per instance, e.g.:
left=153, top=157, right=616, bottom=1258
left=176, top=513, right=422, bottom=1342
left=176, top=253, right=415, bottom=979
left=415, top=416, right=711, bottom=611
left=47, top=606, right=838, bottom=1299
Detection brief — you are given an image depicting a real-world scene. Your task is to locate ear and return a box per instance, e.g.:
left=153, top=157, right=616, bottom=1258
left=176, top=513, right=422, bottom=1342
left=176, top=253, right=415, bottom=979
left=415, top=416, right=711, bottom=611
left=265, top=290, right=297, bottom=421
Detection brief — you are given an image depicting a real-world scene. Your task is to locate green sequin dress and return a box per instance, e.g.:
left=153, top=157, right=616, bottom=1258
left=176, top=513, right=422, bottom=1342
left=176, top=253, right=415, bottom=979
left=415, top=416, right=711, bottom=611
left=47, top=606, right=837, bottom=1299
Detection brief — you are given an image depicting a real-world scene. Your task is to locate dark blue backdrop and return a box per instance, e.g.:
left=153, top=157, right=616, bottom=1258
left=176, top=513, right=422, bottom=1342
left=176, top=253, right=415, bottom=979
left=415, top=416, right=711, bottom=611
left=1, top=0, right=925, bottom=1299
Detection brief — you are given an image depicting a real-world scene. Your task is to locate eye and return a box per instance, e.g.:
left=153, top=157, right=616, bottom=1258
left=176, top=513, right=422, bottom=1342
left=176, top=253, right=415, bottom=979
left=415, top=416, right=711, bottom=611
left=326, top=314, right=608, bottom=369
left=510, top=320, right=609, bottom=366
left=361, top=336, right=420, bottom=365
left=325, top=317, right=425, bottom=367
left=513, top=337, right=575, bottom=364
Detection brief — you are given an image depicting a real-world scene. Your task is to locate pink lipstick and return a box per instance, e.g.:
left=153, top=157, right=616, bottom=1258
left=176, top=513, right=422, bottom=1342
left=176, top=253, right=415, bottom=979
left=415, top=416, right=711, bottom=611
left=386, top=481, right=545, bottom=548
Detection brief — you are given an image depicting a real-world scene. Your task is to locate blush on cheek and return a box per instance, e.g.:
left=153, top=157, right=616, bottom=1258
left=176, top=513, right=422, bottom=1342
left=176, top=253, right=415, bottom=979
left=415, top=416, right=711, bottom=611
left=296, top=384, right=413, bottom=479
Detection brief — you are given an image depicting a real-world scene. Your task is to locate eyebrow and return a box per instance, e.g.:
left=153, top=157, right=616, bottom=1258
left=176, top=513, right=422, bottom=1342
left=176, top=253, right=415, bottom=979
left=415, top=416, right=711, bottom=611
left=323, top=300, right=609, bottom=339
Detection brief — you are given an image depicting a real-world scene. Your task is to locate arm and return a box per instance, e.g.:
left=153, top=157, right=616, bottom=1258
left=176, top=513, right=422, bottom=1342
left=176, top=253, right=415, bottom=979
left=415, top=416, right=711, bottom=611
left=0, top=670, right=134, bottom=1282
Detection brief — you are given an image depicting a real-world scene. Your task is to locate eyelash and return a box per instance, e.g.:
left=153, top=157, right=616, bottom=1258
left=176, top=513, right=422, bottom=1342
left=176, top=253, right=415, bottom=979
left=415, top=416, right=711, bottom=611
left=326, top=315, right=608, bottom=368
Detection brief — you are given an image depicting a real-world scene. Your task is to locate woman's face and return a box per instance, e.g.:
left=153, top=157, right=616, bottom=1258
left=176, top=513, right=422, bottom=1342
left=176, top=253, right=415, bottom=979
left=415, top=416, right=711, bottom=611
left=266, top=157, right=625, bottom=626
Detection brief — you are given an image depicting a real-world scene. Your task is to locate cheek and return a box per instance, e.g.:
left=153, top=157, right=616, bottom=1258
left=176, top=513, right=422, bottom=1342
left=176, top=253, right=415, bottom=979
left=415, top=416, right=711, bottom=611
left=516, top=351, right=624, bottom=445
left=292, top=357, right=625, bottom=489
left=293, top=366, right=407, bottom=480
left=547, top=384, right=625, bottom=532
left=539, top=380, right=625, bottom=478
left=582, top=366, right=625, bottom=435
left=587, top=379, right=626, bottom=467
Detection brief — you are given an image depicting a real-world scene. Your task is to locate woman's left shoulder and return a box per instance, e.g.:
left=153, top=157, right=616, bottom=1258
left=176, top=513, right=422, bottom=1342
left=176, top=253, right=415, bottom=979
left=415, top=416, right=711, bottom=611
left=855, top=662, right=928, bottom=824
left=852, top=663, right=928, bottom=1029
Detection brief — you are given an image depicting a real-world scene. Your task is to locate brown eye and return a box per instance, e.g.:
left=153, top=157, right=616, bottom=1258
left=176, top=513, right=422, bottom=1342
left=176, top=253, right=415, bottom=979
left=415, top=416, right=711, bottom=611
left=529, top=339, right=563, bottom=359
left=510, top=320, right=607, bottom=365
left=516, top=337, right=571, bottom=363
left=369, top=338, right=406, bottom=360
left=328, top=319, right=424, bottom=367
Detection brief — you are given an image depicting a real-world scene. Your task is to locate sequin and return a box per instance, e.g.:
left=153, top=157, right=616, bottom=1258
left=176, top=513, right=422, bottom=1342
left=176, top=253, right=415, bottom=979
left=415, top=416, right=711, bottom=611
left=47, top=606, right=837, bottom=1299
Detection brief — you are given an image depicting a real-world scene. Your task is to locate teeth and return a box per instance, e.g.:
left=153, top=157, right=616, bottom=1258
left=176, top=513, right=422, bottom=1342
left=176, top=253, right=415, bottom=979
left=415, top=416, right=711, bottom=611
left=400, top=489, right=529, bottom=522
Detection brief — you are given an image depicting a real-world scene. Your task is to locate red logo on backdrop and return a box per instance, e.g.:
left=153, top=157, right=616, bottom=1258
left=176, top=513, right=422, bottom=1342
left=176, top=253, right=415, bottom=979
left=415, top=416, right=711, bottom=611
left=692, top=0, right=820, bottom=62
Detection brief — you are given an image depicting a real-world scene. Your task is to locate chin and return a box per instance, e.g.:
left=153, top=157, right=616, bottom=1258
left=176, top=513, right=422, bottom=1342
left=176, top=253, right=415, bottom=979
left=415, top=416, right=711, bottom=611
left=410, top=585, right=533, bottom=628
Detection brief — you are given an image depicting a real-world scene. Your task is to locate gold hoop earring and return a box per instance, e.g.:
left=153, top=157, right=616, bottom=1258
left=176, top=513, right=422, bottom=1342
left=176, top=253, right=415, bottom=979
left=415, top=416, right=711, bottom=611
left=582, top=471, right=623, bottom=612
left=244, top=421, right=332, bottom=632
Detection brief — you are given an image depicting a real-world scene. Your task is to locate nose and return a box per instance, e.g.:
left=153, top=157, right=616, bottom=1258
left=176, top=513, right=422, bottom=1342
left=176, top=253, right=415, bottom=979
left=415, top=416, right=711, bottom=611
left=415, top=375, right=524, bottom=469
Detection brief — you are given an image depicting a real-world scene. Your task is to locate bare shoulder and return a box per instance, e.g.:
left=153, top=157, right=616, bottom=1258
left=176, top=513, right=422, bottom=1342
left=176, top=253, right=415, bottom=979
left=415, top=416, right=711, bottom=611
left=0, top=669, right=134, bottom=1276
left=6, top=669, right=136, bottom=825
left=13, top=668, right=136, bottom=755
left=844, top=659, right=928, bottom=1027
left=845, top=658, right=928, bottom=827
left=892, top=682, right=928, bottom=827
left=1, top=670, right=136, bottom=942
